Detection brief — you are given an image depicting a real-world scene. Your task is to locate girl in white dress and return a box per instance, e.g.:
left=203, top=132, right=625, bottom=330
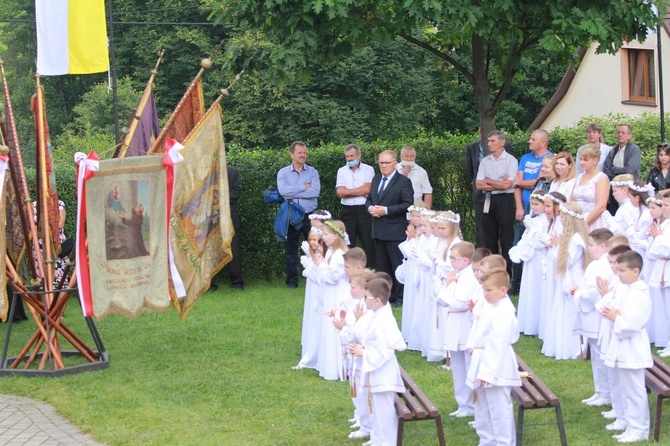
left=625, top=181, right=652, bottom=258
left=572, top=143, right=611, bottom=230
left=426, top=211, right=462, bottom=362
left=512, top=190, right=550, bottom=336
left=549, top=152, right=577, bottom=198
left=542, top=202, right=591, bottom=359
left=315, top=220, right=350, bottom=381
left=648, top=191, right=670, bottom=356
left=397, top=203, right=430, bottom=348
left=294, top=228, right=328, bottom=370
left=539, top=192, right=566, bottom=341
left=406, top=210, right=437, bottom=351
left=645, top=196, right=665, bottom=346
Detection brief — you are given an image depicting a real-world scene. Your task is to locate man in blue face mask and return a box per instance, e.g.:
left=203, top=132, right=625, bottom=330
left=336, top=144, right=376, bottom=268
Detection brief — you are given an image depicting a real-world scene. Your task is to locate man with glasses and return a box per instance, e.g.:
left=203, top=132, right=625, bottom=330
left=603, top=124, right=641, bottom=213
left=366, top=150, right=414, bottom=304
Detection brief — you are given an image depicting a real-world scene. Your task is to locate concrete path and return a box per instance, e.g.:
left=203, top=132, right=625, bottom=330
left=0, top=394, right=105, bottom=445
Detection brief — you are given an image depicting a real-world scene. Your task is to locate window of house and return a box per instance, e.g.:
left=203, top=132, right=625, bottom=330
left=628, top=48, right=656, bottom=104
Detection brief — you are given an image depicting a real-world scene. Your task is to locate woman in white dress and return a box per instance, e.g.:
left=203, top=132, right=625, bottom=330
left=549, top=152, right=577, bottom=198
left=571, top=143, right=611, bottom=230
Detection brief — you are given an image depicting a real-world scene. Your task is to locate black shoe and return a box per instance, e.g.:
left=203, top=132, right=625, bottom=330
left=232, top=284, right=244, bottom=291
left=286, top=283, right=298, bottom=289
left=209, top=283, right=219, bottom=291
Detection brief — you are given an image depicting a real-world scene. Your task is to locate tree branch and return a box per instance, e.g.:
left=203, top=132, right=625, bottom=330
left=399, top=34, right=473, bottom=84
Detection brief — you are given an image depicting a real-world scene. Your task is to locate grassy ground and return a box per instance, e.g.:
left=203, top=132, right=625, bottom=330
left=0, top=281, right=669, bottom=445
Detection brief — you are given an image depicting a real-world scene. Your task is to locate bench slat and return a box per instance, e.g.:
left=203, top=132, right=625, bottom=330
left=399, top=367, right=440, bottom=418
left=516, top=355, right=559, bottom=406
left=395, top=393, right=414, bottom=420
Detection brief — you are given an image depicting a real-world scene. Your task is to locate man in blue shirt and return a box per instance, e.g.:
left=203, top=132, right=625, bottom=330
left=277, top=141, right=321, bottom=288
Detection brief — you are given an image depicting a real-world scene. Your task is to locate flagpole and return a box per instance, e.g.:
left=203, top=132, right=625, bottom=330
left=34, top=76, right=55, bottom=292
left=106, top=0, right=120, bottom=144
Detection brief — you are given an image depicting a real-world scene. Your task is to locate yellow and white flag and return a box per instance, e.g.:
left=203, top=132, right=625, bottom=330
left=36, top=0, right=109, bottom=75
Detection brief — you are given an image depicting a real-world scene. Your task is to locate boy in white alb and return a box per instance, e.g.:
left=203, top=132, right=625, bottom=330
left=601, top=250, right=652, bottom=444
left=466, top=268, right=521, bottom=446
left=571, top=228, right=614, bottom=407
left=648, top=189, right=670, bottom=357
left=348, top=277, right=407, bottom=446
left=437, top=241, right=477, bottom=417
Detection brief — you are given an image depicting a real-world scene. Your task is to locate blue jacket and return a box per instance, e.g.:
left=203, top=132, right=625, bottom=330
left=274, top=200, right=305, bottom=242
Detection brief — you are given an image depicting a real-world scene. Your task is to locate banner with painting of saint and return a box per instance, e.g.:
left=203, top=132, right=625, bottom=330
left=170, top=102, right=233, bottom=318
left=84, top=155, right=170, bottom=318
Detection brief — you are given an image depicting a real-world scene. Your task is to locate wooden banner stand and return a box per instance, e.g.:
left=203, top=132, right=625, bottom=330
left=0, top=287, right=108, bottom=377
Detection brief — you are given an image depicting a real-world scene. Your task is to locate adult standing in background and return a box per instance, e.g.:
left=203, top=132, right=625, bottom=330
left=277, top=141, right=321, bottom=289
left=466, top=132, right=512, bottom=248
left=576, top=122, right=611, bottom=175
left=646, top=143, right=670, bottom=193
left=603, top=124, right=641, bottom=214
left=336, top=144, right=376, bottom=268
left=367, top=150, right=414, bottom=304
left=476, top=130, right=518, bottom=276
left=397, top=146, right=433, bottom=208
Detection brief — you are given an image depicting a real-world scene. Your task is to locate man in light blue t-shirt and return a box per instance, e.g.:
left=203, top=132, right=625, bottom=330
left=511, top=129, right=552, bottom=293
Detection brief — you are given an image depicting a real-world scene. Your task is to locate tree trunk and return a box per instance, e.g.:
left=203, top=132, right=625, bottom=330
left=471, top=35, right=496, bottom=155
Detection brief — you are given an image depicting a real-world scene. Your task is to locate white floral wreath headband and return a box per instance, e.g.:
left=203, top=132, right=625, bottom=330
left=429, top=212, right=460, bottom=224
left=309, top=210, right=332, bottom=220
left=545, top=194, right=566, bottom=205
left=629, top=182, right=654, bottom=194
left=646, top=196, right=663, bottom=206
left=610, top=180, right=633, bottom=187
left=529, top=192, right=547, bottom=201
left=559, top=204, right=584, bottom=220
left=407, top=205, right=426, bottom=212
left=310, top=227, right=324, bottom=236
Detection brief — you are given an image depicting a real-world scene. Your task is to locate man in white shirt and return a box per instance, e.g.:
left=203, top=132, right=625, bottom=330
left=397, top=146, right=433, bottom=208
left=336, top=144, right=376, bottom=268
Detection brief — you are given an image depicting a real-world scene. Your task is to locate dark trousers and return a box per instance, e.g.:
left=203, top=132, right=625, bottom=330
left=374, top=238, right=404, bottom=303
left=481, top=193, right=515, bottom=277
left=511, top=220, right=525, bottom=294
left=284, top=214, right=312, bottom=287
left=228, top=224, right=244, bottom=287
left=473, top=198, right=485, bottom=248
left=606, top=190, right=620, bottom=215
left=340, top=205, right=376, bottom=269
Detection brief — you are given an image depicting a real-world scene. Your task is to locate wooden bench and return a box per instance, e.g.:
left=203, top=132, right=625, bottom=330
left=645, top=354, right=670, bottom=442
left=395, top=366, right=446, bottom=446
left=511, top=355, right=567, bottom=446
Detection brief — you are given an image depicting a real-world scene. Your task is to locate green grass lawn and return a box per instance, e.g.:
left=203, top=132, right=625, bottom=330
left=0, top=281, right=669, bottom=445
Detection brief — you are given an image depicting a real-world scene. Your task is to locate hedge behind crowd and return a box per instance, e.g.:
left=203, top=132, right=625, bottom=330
left=27, top=112, right=668, bottom=281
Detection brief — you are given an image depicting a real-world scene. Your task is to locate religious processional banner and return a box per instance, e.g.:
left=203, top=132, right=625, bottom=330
left=83, top=155, right=170, bottom=318
left=170, top=102, right=233, bottom=318
left=0, top=157, right=10, bottom=321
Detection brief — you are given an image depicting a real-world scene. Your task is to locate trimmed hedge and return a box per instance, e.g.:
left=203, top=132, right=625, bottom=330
left=26, top=111, right=666, bottom=281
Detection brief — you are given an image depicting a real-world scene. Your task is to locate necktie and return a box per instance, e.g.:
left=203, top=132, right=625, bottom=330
left=379, top=176, right=388, bottom=197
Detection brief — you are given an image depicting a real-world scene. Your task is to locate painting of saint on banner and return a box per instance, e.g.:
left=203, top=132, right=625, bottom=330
left=104, top=180, right=151, bottom=261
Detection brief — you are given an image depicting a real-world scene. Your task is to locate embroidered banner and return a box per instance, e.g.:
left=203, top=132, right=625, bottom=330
left=84, top=155, right=170, bottom=318
left=170, top=102, right=233, bottom=318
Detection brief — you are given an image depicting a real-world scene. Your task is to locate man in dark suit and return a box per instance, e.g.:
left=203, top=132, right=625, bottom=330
left=366, top=150, right=414, bottom=304
left=465, top=133, right=512, bottom=248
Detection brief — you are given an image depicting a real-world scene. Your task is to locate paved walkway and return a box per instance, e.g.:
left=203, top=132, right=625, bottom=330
left=0, top=395, right=105, bottom=445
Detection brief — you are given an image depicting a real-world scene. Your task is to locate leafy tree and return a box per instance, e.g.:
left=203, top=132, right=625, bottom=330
left=211, top=0, right=663, bottom=152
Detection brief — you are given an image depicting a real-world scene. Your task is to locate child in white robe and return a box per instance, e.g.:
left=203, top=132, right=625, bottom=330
left=601, top=250, right=652, bottom=443
left=315, top=220, right=350, bottom=381
left=349, top=277, right=407, bottom=446
left=512, top=190, right=550, bottom=335
left=398, top=203, right=429, bottom=345
left=334, top=269, right=373, bottom=440
left=609, top=175, right=635, bottom=234
left=648, top=189, right=670, bottom=356
left=624, top=181, right=652, bottom=259
left=539, top=192, right=566, bottom=341
left=571, top=228, right=614, bottom=407
left=543, top=201, right=590, bottom=360
left=466, top=268, right=521, bottom=446
left=427, top=211, right=462, bottom=362
left=294, top=228, right=327, bottom=370
left=645, top=196, right=665, bottom=347
left=437, top=241, right=477, bottom=418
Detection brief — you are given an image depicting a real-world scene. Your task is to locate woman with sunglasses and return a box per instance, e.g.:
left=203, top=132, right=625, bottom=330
left=646, top=143, right=670, bottom=193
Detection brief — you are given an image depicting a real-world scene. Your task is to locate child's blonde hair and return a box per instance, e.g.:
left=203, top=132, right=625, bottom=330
left=481, top=254, right=506, bottom=270
left=611, top=173, right=634, bottom=187
left=437, top=211, right=462, bottom=261
left=349, top=269, right=373, bottom=286
left=480, top=267, right=510, bottom=288
left=556, top=202, right=591, bottom=277
left=451, top=241, right=475, bottom=260
left=323, top=220, right=349, bottom=256
left=606, top=234, right=630, bottom=249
